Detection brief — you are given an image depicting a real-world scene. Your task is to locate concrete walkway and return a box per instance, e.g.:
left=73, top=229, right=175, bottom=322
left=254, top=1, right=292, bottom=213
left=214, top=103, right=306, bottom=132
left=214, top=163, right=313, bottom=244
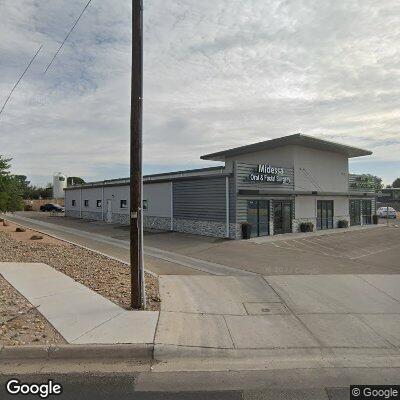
left=0, top=262, right=158, bottom=344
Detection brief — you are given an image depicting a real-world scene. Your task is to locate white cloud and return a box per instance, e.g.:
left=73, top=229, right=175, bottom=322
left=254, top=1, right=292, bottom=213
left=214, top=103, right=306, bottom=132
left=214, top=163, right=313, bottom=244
left=0, top=0, right=399, bottom=185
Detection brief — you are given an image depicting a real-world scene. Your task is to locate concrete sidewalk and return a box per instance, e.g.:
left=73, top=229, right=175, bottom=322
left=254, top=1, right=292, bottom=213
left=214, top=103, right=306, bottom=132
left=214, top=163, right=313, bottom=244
left=0, top=262, right=158, bottom=344
left=154, top=274, right=400, bottom=370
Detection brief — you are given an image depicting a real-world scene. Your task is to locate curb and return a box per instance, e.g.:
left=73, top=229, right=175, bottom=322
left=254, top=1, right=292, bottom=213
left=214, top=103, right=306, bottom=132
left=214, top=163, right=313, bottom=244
left=0, top=344, right=154, bottom=361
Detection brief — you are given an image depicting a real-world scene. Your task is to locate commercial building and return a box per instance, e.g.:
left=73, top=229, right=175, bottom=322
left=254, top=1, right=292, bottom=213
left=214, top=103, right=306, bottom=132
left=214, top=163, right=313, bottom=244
left=64, top=134, right=377, bottom=239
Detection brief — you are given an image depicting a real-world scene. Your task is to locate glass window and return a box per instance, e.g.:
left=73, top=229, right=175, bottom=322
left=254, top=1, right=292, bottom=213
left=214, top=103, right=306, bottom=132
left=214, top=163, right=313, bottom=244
left=143, top=200, right=148, bottom=210
left=84, top=200, right=89, bottom=207
left=120, top=200, right=127, bottom=209
left=96, top=200, right=102, bottom=208
left=72, top=200, right=76, bottom=207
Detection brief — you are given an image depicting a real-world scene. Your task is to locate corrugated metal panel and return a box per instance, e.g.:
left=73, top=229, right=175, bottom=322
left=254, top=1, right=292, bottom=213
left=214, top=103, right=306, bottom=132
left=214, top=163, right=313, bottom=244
left=173, top=177, right=227, bottom=222
left=229, top=175, right=236, bottom=223
left=236, top=163, right=295, bottom=191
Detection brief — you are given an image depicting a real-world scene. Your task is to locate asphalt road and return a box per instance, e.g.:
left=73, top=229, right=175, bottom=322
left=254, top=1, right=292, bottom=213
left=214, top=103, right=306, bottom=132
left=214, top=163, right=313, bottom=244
left=0, top=372, right=352, bottom=400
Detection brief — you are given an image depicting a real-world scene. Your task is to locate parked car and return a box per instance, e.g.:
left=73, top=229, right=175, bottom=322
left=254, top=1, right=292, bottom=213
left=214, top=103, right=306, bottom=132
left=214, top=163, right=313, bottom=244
left=40, top=203, right=65, bottom=212
left=377, top=206, right=397, bottom=219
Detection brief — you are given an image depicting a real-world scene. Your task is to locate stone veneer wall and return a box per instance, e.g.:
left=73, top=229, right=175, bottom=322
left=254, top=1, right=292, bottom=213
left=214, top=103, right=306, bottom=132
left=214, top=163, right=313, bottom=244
left=144, top=216, right=171, bottom=231
left=65, top=210, right=81, bottom=219
left=111, top=213, right=129, bottom=225
left=81, top=211, right=103, bottom=221
left=173, top=218, right=237, bottom=239
left=334, top=215, right=350, bottom=227
left=292, top=217, right=317, bottom=233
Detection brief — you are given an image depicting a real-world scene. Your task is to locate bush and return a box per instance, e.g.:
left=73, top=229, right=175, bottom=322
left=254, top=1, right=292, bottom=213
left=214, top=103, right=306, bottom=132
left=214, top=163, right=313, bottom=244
left=372, top=214, right=379, bottom=224
left=299, top=222, right=314, bottom=232
left=337, top=219, right=349, bottom=228
left=241, top=222, right=252, bottom=239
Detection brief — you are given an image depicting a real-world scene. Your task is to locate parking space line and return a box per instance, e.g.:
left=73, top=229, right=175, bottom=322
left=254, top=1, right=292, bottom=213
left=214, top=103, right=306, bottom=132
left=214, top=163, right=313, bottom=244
left=350, top=243, right=400, bottom=259
left=290, top=239, right=332, bottom=256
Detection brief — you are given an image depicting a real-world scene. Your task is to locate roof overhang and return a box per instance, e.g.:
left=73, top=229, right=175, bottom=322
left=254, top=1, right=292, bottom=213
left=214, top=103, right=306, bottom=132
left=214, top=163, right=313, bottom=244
left=201, top=133, right=372, bottom=161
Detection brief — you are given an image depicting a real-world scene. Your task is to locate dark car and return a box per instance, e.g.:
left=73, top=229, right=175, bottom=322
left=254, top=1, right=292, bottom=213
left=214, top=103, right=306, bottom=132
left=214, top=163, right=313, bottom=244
left=40, top=203, right=64, bottom=212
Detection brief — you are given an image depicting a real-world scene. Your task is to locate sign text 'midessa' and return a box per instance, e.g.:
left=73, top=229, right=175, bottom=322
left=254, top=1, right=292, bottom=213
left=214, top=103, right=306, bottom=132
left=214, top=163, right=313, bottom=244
left=257, top=164, right=284, bottom=175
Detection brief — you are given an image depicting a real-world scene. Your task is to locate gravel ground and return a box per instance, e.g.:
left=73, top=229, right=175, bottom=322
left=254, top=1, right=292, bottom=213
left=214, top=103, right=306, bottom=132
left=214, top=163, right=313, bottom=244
left=0, top=275, right=65, bottom=346
left=0, top=230, right=160, bottom=311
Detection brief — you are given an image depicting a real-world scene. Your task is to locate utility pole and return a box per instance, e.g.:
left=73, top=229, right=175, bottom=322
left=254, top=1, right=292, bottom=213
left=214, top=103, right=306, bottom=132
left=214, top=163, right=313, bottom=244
left=130, top=0, right=144, bottom=309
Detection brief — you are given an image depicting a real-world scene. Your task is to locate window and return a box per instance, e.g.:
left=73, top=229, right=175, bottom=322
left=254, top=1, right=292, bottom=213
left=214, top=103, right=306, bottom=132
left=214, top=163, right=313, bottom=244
left=120, top=200, right=127, bottom=209
left=84, top=200, right=89, bottom=207
left=143, top=200, right=148, bottom=211
left=97, top=200, right=102, bottom=208
left=72, top=200, right=76, bottom=207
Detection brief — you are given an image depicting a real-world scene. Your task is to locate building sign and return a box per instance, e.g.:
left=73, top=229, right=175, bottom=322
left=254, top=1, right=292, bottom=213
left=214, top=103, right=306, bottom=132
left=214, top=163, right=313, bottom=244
left=248, top=164, right=291, bottom=184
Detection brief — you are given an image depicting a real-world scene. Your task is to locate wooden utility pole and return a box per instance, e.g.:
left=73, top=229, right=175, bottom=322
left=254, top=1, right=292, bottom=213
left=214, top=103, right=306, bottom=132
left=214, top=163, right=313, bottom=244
left=130, top=0, right=144, bottom=309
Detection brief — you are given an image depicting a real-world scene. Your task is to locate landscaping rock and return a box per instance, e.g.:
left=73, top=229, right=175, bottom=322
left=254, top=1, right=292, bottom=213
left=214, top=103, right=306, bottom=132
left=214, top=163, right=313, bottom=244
left=30, top=235, right=43, bottom=240
left=15, top=227, right=26, bottom=233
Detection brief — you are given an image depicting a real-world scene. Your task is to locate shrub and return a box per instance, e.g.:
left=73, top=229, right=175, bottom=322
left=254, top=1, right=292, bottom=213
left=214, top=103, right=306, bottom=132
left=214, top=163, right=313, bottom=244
left=241, top=222, right=252, bottom=239
left=337, top=219, right=349, bottom=228
left=299, top=222, right=314, bottom=232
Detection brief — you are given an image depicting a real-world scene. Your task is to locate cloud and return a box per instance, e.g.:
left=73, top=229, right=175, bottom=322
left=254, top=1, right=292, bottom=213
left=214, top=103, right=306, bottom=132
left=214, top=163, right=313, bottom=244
left=0, top=0, right=399, bottom=186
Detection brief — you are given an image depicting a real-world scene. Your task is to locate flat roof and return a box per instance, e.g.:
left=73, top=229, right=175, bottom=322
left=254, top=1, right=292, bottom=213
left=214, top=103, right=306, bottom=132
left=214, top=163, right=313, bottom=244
left=201, top=133, right=372, bottom=161
left=64, top=166, right=227, bottom=190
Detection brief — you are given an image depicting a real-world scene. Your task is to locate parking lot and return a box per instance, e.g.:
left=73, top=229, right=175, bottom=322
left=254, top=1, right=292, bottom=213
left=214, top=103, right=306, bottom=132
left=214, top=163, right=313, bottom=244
left=3, top=212, right=400, bottom=276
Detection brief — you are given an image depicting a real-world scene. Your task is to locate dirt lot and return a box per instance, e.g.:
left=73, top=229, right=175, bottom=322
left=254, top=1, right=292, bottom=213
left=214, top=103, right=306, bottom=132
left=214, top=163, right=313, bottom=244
left=0, top=221, right=160, bottom=311
left=0, top=276, right=65, bottom=346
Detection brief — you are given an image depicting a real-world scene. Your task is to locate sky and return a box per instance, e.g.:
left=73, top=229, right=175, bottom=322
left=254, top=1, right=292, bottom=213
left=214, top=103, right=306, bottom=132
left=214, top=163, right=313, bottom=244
left=0, top=0, right=399, bottom=186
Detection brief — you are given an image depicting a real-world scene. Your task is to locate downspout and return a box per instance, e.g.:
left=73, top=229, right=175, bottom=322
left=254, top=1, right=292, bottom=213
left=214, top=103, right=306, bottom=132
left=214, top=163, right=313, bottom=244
left=101, top=186, right=104, bottom=221
left=226, top=176, right=230, bottom=238
left=170, top=181, right=173, bottom=231
left=79, top=188, right=82, bottom=218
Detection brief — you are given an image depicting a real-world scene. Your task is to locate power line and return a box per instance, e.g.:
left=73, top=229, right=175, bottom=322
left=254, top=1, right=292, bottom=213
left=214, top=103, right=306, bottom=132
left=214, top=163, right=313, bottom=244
left=0, top=45, right=43, bottom=118
left=44, top=0, right=93, bottom=74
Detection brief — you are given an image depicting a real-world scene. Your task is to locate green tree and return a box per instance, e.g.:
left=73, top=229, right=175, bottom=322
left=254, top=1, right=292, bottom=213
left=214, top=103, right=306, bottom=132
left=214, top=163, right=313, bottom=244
left=393, top=178, right=400, bottom=188
left=364, top=174, right=383, bottom=190
left=0, top=156, right=24, bottom=212
left=67, top=176, right=85, bottom=186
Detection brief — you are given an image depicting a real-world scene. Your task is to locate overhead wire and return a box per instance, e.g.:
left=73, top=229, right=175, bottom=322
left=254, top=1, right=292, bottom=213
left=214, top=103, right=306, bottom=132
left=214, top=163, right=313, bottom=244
left=44, top=0, right=93, bottom=73
left=0, top=45, right=43, bottom=118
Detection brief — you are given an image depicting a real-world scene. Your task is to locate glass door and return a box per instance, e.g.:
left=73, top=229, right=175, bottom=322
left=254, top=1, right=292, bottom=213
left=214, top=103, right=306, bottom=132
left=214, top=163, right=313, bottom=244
left=317, top=200, right=334, bottom=230
left=247, top=200, right=270, bottom=237
left=273, top=200, right=293, bottom=234
left=362, top=200, right=372, bottom=225
left=350, top=200, right=361, bottom=226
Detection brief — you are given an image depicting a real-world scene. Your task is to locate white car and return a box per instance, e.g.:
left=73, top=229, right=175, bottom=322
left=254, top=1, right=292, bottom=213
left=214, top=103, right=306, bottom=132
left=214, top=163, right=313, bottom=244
left=377, top=206, right=397, bottom=219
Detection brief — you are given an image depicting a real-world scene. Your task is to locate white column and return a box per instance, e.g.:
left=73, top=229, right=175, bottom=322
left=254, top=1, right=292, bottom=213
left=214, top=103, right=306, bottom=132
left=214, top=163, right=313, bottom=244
left=226, top=176, right=230, bottom=238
